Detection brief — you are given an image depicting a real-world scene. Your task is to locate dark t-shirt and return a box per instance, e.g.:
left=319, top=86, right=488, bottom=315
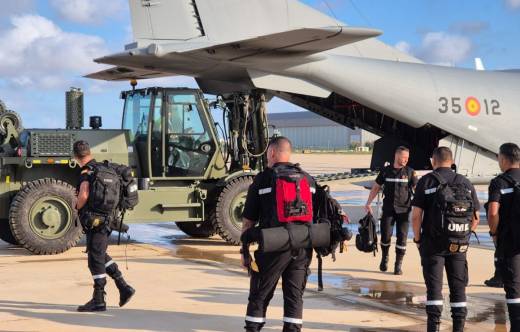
left=242, top=162, right=316, bottom=229
left=375, top=165, right=418, bottom=214
left=412, top=167, right=479, bottom=254
left=488, top=168, right=520, bottom=256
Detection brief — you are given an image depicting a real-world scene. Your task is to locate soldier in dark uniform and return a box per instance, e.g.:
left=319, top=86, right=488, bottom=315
left=487, top=143, right=520, bottom=331
left=241, top=136, right=316, bottom=332
left=365, top=146, right=418, bottom=275
left=74, top=140, right=135, bottom=312
left=412, top=147, right=480, bottom=332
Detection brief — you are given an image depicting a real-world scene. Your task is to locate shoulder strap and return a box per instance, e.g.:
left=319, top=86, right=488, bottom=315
left=499, top=173, right=520, bottom=187
left=430, top=171, right=447, bottom=186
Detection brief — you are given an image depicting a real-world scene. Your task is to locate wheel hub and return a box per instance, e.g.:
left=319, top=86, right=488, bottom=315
left=229, top=192, right=247, bottom=228
left=29, top=196, right=72, bottom=240
left=41, top=207, right=60, bottom=229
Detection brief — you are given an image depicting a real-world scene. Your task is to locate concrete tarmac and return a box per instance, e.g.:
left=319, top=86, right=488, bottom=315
left=0, top=153, right=507, bottom=331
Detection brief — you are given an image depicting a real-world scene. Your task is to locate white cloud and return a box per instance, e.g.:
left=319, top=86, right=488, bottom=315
left=506, top=0, right=520, bottom=9
left=0, top=15, right=109, bottom=89
left=394, top=41, right=412, bottom=55
left=1, top=0, right=34, bottom=18
left=50, top=0, right=127, bottom=25
left=417, top=32, right=473, bottom=66
left=396, top=32, right=473, bottom=66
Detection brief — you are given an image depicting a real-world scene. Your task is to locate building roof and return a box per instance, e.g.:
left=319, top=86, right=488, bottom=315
left=267, top=111, right=341, bottom=128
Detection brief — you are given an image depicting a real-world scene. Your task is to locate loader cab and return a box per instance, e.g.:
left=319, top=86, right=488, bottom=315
left=122, top=87, right=218, bottom=180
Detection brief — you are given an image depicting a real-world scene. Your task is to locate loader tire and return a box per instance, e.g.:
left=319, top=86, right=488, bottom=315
left=0, top=219, right=18, bottom=245
left=10, top=178, right=83, bottom=255
left=211, top=176, right=253, bottom=245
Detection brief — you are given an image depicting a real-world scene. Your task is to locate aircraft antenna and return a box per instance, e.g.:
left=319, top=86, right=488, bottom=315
left=348, top=0, right=373, bottom=27
left=322, top=0, right=341, bottom=26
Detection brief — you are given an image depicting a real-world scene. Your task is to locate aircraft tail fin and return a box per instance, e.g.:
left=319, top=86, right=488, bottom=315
left=128, top=0, right=206, bottom=43
left=475, top=58, right=485, bottom=71
left=128, top=0, right=346, bottom=46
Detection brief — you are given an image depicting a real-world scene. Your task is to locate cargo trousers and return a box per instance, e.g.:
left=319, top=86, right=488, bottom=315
left=86, top=226, right=122, bottom=283
left=498, top=253, right=520, bottom=331
left=380, top=212, right=409, bottom=256
left=245, top=248, right=312, bottom=332
left=420, top=249, right=468, bottom=324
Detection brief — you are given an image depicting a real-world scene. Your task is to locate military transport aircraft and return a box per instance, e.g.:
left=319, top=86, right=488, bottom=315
left=87, top=0, right=520, bottom=178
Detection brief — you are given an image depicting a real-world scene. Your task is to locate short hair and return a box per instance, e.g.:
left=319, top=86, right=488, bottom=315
left=499, top=143, right=520, bottom=164
left=432, top=146, right=453, bottom=163
left=268, top=136, right=292, bottom=151
left=73, top=140, right=91, bottom=158
left=395, top=146, right=409, bottom=154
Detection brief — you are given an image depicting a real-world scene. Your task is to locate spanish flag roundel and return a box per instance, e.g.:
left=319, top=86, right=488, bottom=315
left=465, top=97, right=481, bottom=116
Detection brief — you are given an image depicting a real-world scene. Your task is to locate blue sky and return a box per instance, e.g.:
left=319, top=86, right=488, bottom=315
left=0, top=0, right=519, bottom=129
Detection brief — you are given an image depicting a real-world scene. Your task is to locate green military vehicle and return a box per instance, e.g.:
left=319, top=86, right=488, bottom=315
left=0, top=87, right=270, bottom=254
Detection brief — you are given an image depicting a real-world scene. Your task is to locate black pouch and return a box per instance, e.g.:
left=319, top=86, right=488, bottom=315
left=81, top=211, right=108, bottom=231
left=448, top=240, right=469, bottom=253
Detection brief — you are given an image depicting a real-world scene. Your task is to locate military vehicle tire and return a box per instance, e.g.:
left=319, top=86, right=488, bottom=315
left=211, top=176, right=253, bottom=245
left=0, top=219, right=18, bottom=245
left=175, top=222, right=215, bottom=238
left=9, top=178, right=83, bottom=255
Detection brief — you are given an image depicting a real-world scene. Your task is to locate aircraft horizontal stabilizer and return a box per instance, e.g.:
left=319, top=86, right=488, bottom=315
left=183, top=26, right=382, bottom=61
left=84, top=66, right=173, bottom=81
left=93, top=26, right=382, bottom=68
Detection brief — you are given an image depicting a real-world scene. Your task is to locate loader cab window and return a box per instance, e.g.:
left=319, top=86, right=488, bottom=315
left=122, top=92, right=151, bottom=142
left=164, top=92, right=213, bottom=177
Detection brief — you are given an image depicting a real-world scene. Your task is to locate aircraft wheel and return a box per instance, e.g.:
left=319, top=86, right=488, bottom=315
left=10, top=178, right=83, bottom=255
left=175, top=221, right=215, bottom=238
left=211, top=176, right=253, bottom=245
left=0, top=219, right=18, bottom=245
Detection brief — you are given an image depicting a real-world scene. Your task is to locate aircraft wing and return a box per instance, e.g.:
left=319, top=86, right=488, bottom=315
left=85, top=66, right=174, bottom=81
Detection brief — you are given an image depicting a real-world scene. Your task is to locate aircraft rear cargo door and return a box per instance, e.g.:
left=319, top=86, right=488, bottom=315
left=130, top=0, right=205, bottom=41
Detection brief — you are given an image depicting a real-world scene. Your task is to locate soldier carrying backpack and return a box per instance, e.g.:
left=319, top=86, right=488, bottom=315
left=240, top=137, right=316, bottom=332
left=487, top=143, right=520, bottom=332
left=411, top=147, right=480, bottom=332
left=73, top=140, right=137, bottom=313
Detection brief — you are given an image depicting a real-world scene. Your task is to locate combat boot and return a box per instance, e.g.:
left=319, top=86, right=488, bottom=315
left=452, top=318, right=465, bottom=332
left=106, top=261, right=135, bottom=307
left=379, top=246, right=389, bottom=272
left=427, top=318, right=440, bottom=332
left=484, top=274, right=503, bottom=288
left=114, top=275, right=136, bottom=307
left=244, top=321, right=263, bottom=332
left=282, top=322, right=301, bottom=332
left=77, top=279, right=106, bottom=312
left=394, top=254, right=404, bottom=275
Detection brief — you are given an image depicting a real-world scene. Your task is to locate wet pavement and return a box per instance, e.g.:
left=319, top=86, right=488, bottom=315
left=125, top=220, right=507, bottom=331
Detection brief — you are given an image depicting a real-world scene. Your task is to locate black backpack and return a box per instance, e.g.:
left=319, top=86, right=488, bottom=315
left=88, top=161, right=121, bottom=215
left=356, top=213, right=378, bottom=255
left=313, top=184, right=353, bottom=291
left=430, top=172, right=474, bottom=244
left=108, top=162, right=139, bottom=210
left=313, top=184, right=352, bottom=257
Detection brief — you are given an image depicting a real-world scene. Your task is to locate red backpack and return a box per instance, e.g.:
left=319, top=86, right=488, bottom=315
left=271, top=164, right=314, bottom=224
